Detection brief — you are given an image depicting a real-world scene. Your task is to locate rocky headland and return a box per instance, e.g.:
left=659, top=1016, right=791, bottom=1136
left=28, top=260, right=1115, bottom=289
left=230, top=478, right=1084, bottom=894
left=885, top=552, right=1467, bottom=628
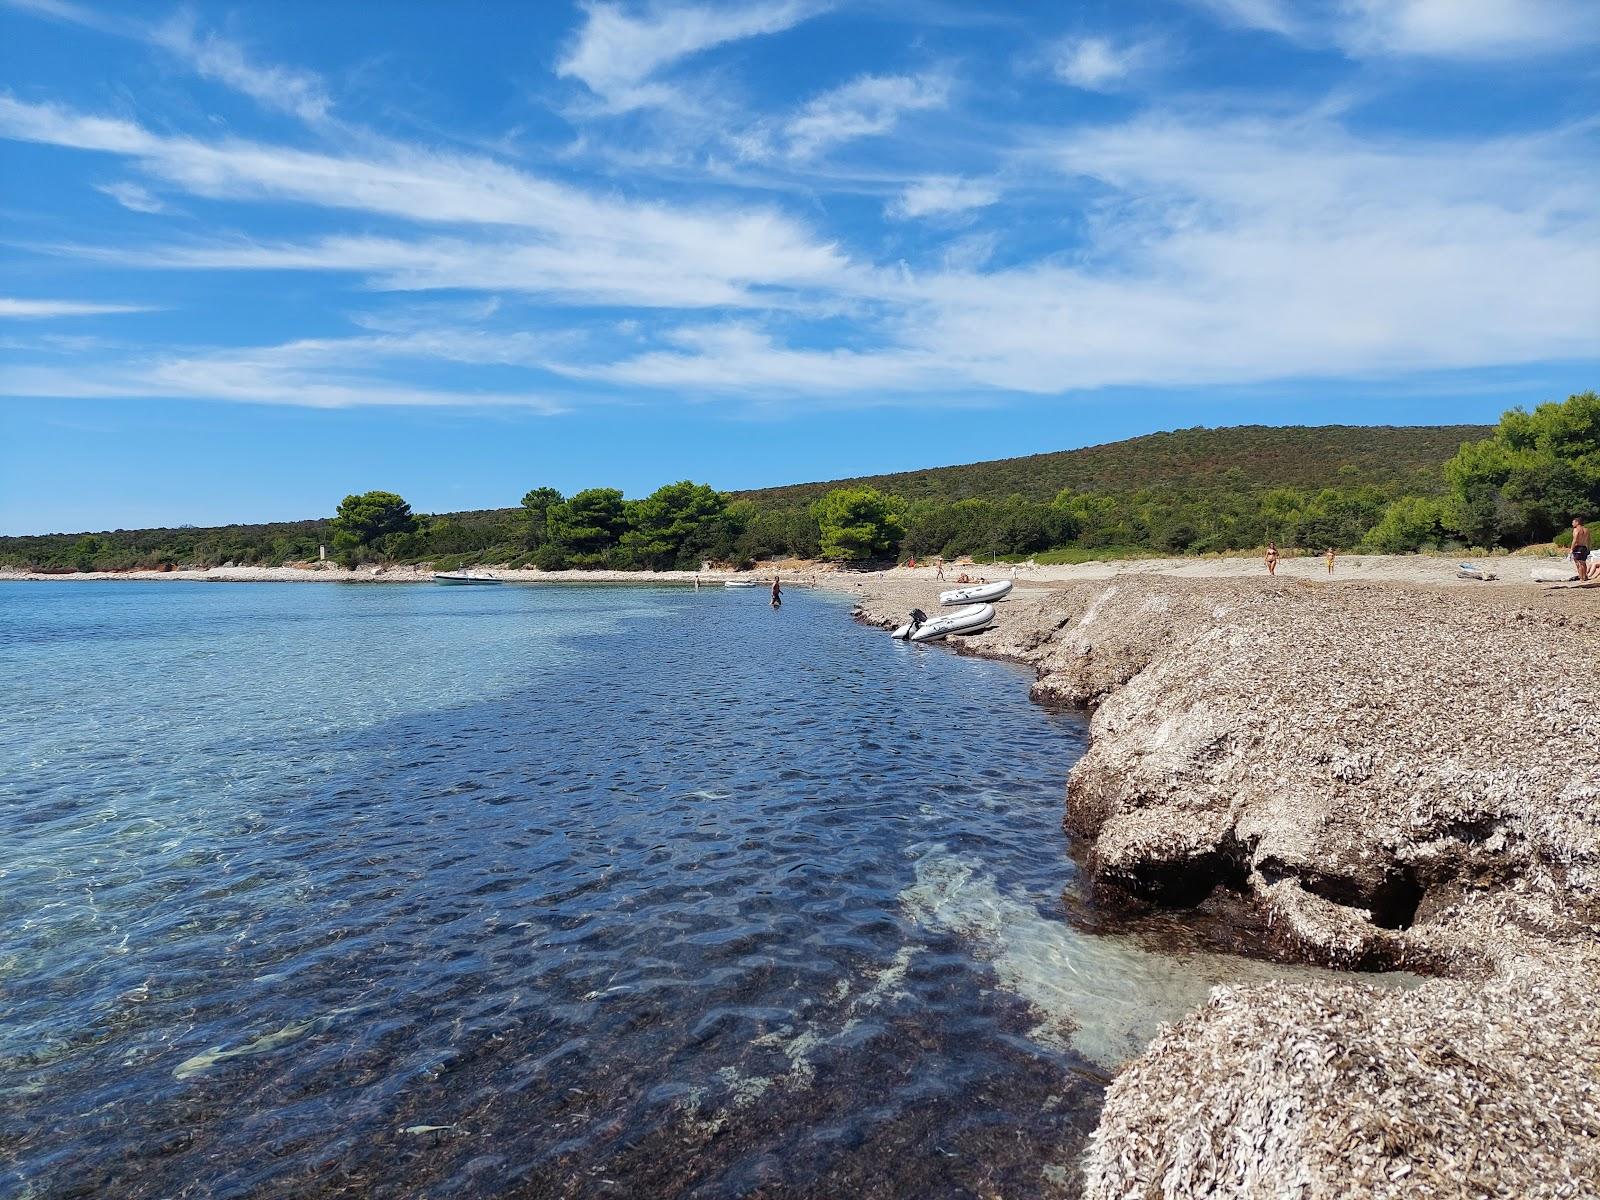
left=853, top=575, right=1599, bottom=1198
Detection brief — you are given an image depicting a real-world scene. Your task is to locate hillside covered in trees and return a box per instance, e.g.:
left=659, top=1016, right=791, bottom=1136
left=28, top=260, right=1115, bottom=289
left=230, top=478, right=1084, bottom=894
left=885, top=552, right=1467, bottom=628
left=738, top=424, right=1487, bottom=507
left=5, top=402, right=1594, bottom=573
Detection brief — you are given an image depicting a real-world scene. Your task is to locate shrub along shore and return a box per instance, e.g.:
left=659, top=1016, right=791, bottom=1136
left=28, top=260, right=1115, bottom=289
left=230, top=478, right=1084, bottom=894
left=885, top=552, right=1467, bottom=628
left=5, top=396, right=1594, bottom=575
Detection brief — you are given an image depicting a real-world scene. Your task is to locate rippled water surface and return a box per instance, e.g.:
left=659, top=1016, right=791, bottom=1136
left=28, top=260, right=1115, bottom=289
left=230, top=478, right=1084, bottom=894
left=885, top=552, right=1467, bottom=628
left=2, top=581, right=1360, bottom=1199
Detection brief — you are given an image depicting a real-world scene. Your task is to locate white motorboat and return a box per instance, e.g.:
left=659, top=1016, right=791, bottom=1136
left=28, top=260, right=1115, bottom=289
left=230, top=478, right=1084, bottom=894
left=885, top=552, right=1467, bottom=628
left=894, top=602, right=995, bottom=642
left=723, top=579, right=762, bottom=588
left=938, top=579, right=1012, bottom=606
left=433, top=571, right=502, bottom=585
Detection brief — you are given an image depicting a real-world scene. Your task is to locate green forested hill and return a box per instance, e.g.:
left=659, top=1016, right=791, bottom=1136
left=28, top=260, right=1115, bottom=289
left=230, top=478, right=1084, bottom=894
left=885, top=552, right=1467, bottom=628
left=0, top=422, right=1495, bottom=570
left=735, top=424, right=1489, bottom=506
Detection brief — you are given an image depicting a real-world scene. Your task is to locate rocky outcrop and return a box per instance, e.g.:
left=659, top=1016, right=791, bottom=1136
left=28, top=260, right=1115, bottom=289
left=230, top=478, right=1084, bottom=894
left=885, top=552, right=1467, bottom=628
left=1085, top=951, right=1600, bottom=1199
left=854, top=576, right=1600, bottom=1198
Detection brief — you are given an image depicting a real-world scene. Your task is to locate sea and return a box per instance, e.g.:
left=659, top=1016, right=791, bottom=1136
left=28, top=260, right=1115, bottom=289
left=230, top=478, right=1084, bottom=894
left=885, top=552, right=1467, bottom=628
left=0, top=581, right=1386, bottom=1199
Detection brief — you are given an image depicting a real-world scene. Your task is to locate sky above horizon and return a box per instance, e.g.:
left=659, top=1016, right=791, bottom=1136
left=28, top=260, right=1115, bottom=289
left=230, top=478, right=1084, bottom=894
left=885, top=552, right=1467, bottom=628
left=1, top=0, right=1596, bottom=535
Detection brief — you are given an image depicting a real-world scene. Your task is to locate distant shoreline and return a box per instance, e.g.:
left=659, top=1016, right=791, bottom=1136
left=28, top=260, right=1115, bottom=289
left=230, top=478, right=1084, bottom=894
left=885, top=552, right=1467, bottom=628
left=0, top=550, right=1581, bottom=591
left=0, top=564, right=816, bottom=586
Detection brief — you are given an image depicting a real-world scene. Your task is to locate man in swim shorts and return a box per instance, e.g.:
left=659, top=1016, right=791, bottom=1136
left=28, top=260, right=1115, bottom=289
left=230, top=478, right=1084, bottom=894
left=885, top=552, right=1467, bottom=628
left=1572, top=517, right=1591, bottom=582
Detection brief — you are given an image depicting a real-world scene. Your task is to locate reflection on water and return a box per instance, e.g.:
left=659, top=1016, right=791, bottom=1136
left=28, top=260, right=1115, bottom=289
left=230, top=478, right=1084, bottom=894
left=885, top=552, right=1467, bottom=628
left=1, top=581, right=1399, bottom=1198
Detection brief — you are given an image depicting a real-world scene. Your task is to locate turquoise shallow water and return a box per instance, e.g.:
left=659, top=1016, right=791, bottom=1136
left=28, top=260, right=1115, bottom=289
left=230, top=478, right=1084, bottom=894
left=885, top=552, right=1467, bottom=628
left=0, top=581, right=1390, bottom=1199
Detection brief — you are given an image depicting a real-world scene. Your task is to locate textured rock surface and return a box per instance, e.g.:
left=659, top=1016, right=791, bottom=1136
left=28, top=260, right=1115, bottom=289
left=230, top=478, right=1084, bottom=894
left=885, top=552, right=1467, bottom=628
left=855, top=576, right=1600, bottom=1199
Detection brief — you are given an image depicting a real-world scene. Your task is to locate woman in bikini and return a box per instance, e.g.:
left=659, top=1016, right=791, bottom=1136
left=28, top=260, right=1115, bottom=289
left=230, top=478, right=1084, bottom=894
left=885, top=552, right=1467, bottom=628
left=1265, top=542, right=1279, bottom=576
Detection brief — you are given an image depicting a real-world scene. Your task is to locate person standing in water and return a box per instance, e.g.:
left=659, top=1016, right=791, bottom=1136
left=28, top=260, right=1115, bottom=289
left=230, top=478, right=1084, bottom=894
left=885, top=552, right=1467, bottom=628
left=770, top=574, right=783, bottom=607
left=1572, top=517, right=1591, bottom=582
left=1265, top=542, right=1279, bottom=576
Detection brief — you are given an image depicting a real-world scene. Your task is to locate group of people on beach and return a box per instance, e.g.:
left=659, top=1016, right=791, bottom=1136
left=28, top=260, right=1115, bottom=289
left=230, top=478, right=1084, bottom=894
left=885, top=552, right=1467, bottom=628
left=1262, top=517, right=1592, bottom=582
left=1263, top=543, right=1335, bottom=576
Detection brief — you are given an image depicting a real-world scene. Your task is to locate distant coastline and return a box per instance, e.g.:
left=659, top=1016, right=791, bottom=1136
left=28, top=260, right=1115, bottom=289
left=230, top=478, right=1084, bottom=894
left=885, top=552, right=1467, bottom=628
left=0, top=563, right=827, bottom=586
left=14, top=411, right=1588, bottom=577
left=0, top=548, right=1581, bottom=590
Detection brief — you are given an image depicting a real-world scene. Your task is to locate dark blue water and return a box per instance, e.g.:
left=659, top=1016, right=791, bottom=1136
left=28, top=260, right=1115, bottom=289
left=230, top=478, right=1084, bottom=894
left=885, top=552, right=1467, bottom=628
left=1, top=581, right=1335, bottom=1199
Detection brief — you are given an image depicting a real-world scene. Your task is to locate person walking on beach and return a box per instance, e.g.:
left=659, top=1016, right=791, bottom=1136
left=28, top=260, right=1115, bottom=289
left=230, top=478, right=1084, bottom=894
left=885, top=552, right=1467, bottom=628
left=1265, top=542, right=1279, bottom=576
left=1573, top=517, right=1591, bottom=582
left=934, top=556, right=945, bottom=581
left=1326, top=547, right=1336, bottom=575
left=770, top=574, right=783, bottom=608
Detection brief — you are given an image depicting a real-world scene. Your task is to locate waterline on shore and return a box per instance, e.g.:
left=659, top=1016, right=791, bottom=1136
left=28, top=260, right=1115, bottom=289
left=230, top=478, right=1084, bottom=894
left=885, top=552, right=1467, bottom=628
left=900, top=846, right=1422, bottom=1070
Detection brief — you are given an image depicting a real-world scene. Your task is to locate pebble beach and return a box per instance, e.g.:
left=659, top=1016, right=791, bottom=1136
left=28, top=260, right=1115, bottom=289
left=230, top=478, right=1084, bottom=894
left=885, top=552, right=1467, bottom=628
left=854, top=567, right=1599, bottom=1198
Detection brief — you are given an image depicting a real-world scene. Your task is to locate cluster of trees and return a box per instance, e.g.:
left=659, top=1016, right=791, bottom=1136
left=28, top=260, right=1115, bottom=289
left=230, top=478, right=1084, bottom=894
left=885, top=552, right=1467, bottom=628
left=322, top=482, right=752, bottom=571
left=0, top=519, right=327, bottom=573
left=5, top=395, right=1593, bottom=573
left=852, top=392, right=1596, bottom=560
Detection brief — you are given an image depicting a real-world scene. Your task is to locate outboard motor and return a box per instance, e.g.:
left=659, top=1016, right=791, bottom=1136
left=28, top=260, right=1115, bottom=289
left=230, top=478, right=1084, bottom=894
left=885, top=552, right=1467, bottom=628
left=909, top=608, right=927, bottom=631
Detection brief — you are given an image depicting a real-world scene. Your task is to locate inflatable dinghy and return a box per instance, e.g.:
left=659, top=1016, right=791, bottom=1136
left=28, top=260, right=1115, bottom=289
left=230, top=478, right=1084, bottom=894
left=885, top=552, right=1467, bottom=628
left=1456, top=563, right=1496, bottom=581
left=890, top=607, right=929, bottom=639
left=908, top=603, right=995, bottom=642
left=723, top=579, right=762, bottom=588
left=938, top=579, right=1012, bottom=606
left=1531, top=566, right=1579, bottom=583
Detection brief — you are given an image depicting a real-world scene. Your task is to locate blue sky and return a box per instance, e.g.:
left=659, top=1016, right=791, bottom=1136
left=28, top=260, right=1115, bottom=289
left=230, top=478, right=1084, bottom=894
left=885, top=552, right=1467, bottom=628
left=1, top=0, right=1596, bottom=535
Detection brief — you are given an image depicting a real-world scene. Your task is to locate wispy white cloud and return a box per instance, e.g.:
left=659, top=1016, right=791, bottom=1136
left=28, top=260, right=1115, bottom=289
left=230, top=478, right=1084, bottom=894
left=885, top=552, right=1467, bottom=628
left=1051, top=36, right=1159, bottom=91
left=0, top=96, right=848, bottom=308
left=1191, top=0, right=1600, bottom=60
left=0, top=0, right=133, bottom=36
left=783, top=72, right=949, bottom=159
left=1188, top=0, right=1300, bottom=37
left=1341, top=0, right=1600, bottom=58
left=550, top=111, right=1600, bottom=398
left=3, top=14, right=1595, bottom=421
left=0, top=330, right=568, bottom=410
left=887, top=176, right=999, bottom=220
left=67, top=229, right=843, bottom=310
left=0, top=297, right=156, bottom=318
left=96, top=180, right=169, bottom=214
left=554, top=322, right=940, bottom=395
left=12, top=93, right=1596, bottom=405
left=558, top=0, right=821, bottom=112
left=150, top=12, right=334, bottom=124
left=5, top=0, right=337, bottom=122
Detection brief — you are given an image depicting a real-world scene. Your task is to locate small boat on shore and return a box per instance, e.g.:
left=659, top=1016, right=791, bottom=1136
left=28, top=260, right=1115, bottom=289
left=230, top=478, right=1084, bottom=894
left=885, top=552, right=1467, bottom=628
left=939, top=579, right=1012, bottom=606
left=897, top=602, right=995, bottom=642
left=433, top=571, right=502, bottom=585
left=723, top=579, right=762, bottom=588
